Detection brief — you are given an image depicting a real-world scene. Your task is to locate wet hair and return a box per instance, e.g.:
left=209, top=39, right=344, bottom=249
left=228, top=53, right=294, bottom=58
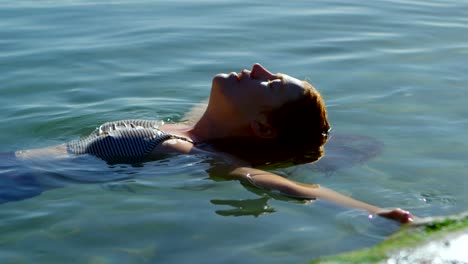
left=205, top=81, right=330, bottom=168
left=268, top=81, right=330, bottom=149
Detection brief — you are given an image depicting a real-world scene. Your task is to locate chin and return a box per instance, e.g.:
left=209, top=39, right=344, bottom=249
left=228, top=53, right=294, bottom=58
left=212, top=73, right=227, bottom=84
left=212, top=74, right=225, bottom=93
left=212, top=74, right=236, bottom=92
left=210, top=74, right=238, bottom=106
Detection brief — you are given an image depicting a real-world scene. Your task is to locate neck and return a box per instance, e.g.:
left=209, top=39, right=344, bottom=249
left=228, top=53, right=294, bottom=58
left=188, top=108, right=252, bottom=143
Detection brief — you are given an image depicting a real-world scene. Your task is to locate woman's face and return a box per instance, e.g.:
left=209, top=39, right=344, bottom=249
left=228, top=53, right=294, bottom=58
left=210, top=63, right=306, bottom=120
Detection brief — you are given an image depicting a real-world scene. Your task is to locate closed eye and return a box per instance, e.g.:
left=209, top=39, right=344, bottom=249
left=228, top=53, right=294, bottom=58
left=267, top=79, right=282, bottom=89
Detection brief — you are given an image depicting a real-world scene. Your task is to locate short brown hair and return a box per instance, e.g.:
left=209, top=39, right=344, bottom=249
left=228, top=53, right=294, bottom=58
left=268, top=81, right=330, bottom=150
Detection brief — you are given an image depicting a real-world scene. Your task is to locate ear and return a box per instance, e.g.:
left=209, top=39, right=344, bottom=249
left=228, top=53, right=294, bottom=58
left=250, top=113, right=277, bottom=139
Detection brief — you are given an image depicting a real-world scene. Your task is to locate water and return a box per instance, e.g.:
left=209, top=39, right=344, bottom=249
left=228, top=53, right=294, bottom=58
left=1, top=0, right=467, bottom=263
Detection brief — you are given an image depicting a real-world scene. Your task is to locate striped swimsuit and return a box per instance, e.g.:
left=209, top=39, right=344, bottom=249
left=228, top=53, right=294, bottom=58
left=67, top=120, right=193, bottom=164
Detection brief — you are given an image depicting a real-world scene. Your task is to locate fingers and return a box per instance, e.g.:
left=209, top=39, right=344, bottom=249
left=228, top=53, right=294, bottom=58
left=377, top=208, right=416, bottom=224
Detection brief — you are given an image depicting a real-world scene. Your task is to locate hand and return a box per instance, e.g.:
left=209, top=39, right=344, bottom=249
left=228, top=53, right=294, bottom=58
left=377, top=208, right=415, bottom=224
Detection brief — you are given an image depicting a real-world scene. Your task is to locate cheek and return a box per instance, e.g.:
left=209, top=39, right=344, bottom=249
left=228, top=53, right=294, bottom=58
left=266, top=99, right=285, bottom=111
left=242, top=82, right=267, bottom=98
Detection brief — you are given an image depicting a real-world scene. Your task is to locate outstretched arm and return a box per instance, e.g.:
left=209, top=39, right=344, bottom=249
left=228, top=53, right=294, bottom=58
left=225, top=166, right=415, bottom=224
left=157, top=140, right=415, bottom=224
left=15, top=144, right=69, bottom=160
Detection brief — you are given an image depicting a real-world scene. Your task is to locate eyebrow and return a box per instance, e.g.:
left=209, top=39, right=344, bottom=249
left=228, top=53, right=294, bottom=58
left=277, top=74, right=287, bottom=90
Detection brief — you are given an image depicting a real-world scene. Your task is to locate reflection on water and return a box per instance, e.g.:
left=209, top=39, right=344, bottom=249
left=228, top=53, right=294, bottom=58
left=309, top=133, right=383, bottom=174
left=211, top=197, right=275, bottom=217
left=420, top=190, right=457, bottom=206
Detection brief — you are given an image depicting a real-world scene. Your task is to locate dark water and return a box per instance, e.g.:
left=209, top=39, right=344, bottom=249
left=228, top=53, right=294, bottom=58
left=1, top=0, right=467, bottom=263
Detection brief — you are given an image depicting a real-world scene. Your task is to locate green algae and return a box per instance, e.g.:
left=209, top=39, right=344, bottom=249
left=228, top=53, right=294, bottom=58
left=310, top=212, right=468, bottom=264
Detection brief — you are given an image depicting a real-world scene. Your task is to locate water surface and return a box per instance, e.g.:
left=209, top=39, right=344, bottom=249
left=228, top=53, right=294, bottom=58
left=1, top=0, right=468, bottom=263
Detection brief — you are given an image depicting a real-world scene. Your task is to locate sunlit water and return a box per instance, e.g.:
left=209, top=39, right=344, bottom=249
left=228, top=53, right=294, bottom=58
left=1, top=0, right=467, bottom=263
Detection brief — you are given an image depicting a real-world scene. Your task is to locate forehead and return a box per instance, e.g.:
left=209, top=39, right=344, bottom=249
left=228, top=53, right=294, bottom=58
left=280, top=73, right=307, bottom=97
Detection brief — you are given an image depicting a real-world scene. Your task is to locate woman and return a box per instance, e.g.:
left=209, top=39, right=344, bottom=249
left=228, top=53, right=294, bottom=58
left=6, top=64, right=414, bottom=223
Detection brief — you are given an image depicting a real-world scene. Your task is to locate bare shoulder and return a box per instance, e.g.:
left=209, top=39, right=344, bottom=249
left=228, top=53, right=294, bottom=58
left=149, top=138, right=199, bottom=157
left=149, top=138, right=249, bottom=167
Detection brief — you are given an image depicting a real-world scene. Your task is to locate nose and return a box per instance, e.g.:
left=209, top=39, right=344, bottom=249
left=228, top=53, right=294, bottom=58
left=250, top=63, right=276, bottom=80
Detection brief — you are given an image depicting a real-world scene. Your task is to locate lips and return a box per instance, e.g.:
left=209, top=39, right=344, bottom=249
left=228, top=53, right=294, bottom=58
left=240, top=69, right=252, bottom=80
left=229, top=72, right=240, bottom=81
left=227, top=69, right=252, bottom=82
